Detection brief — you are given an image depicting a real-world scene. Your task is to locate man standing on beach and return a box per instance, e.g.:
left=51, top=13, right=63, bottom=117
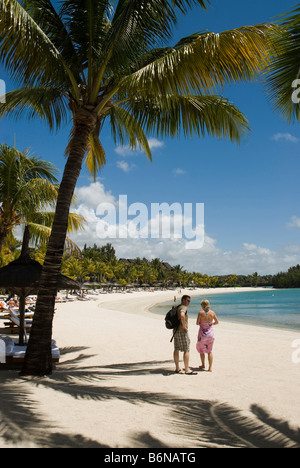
left=174, top=295, right=197, bottom=375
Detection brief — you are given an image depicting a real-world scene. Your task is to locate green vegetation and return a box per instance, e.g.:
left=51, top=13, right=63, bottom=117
left=62, top=247, right=274, bottom=288
left=272, top=265, right=300, bottom=289
left=0, top=240, right=274, bottom=289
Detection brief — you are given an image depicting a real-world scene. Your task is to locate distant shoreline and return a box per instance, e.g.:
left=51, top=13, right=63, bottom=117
left=147, top=287, right=300, bottom=333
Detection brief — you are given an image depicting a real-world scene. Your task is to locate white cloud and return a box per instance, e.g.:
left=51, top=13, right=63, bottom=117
left=75, top=182, right=116, bottom=209
left=173, top=168, right=187, bottom=175
left=115, top=138, right=164, bottom=157
left=148, top=138, right=165, bottom=150
left=116, top=161, right=135, bottom=173
left=272, top=133, right=300, bottom=143
left=287, top=216, right=300, bottom=229
left=115, top=145, right=135, bottom=157
left=69, top=183, right=300, bottom=276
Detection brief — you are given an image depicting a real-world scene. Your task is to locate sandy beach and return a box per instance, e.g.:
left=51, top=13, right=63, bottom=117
left=0, top=287, right=300, bottom=448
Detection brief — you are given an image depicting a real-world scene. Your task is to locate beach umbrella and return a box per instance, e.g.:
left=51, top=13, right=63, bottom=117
left=0, top=254, right=80, bottom=345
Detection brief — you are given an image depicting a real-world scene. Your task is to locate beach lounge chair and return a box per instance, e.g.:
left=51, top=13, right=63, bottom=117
left=0, top=335, right=60, bottom=367
left=4, top=308, right=33, bottom=334
left=3, top=309, right=34, bottom=319
left=0, top=336, right=6, bottom=363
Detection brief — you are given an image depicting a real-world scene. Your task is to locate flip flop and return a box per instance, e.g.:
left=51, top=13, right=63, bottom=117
left=174, top=370, right=183, bottom=374
left=185, top=371, right=197, bottom=375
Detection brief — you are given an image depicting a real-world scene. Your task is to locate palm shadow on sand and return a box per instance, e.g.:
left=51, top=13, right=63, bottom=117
left=0, top=349, right=299, bottom=448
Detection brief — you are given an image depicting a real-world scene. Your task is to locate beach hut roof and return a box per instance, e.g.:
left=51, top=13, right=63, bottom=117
left=0, top=254, right=80, bottom=294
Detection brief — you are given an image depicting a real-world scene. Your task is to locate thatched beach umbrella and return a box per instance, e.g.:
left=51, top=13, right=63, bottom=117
left=0, top=254, right=80, bottom=345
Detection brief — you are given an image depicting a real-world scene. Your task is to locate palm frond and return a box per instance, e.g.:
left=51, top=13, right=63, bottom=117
left=26, top=221, right=83, bottom=254
left=0, top=145, right=58, bottom=205
left=22, top=0, right=81, bottom=74
left=85, top=132, right=106, bottom=181
left=123, top=94, right=250, bottom=143
left=91, top=0, right=210, bottom=100
left=120, top=25, right=274, bottom=96
left=28, top=211, right=85, bottom=233
left=66, top=212, right=86, bottom=233
left=109, top=105, right=152, bottom=160
left=15, top=179, right=58, bottom=218
left=0, top=86, right=69, bottom=130
left=0, top=0, right=79, bottom=97
left=19, top=151, right=59, bottom=183
left=60, top=0, right=111, bottom=68
left=109, top=0, right=210, bottom=51
left=264, top=8, right=300, bottom=122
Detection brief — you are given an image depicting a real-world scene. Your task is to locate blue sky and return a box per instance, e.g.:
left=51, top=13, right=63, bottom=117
left=1, top=0, right=300, bottom=275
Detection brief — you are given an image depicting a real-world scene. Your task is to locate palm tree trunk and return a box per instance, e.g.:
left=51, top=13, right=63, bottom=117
left=0, top=230, right=7, bottom=254
left=21, top=111, right=96, bottom=376
left=18, top=292, right=26, bottom=347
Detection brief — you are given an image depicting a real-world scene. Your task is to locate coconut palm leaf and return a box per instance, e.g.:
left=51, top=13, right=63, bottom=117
left=22, top=0, right=80, bottom=71
left=264, top=6, right=300, bottom=122
left=0, top=144, right=60, bottom=251
left=118, top=94, right=250, bottom=142
left=85, top=135, right=106, bottom=180
left=0, top=87, right=69, bottom=130
left=60, top=0, right=112, bottom=75
left=13, top=179, right=58, bottom=221
left=0, top=0, right=79, bottom=96
left=120, top=25, right=274, bottom=97
left=29, top=211, right=85, bottom=233
left=89, top=0, right=211, bottom=101
left=27, top=218, right=84, bottom=254
left=109, top=105, right=152, bottom=159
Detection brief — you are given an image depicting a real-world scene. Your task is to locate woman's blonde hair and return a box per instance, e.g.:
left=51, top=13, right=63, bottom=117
left=201, top=299, right=210, bottom=312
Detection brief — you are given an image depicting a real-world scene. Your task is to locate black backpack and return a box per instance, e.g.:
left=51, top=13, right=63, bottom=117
left=165, top=305, right=180, bottom=341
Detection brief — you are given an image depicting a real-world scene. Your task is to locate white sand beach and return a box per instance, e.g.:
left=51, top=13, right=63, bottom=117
left=0, top=287, right=300, bottom=448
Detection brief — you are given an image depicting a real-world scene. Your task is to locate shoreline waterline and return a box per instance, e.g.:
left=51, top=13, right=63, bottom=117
left=148, top=287, right=300, bottom=332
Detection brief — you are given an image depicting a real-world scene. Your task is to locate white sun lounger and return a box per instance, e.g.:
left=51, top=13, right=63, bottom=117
left=0, top=336, right=6, bottom=363
left=4, top=309, right=33, bottom=336
left=0, top=335, right=60, bottom=366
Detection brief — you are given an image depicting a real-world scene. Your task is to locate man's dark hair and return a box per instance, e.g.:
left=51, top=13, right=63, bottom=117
left=181, top=295, right=191, bottom=302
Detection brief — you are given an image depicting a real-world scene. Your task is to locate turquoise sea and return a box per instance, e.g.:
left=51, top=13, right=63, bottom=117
left=150, top=288, right=300, bottom=331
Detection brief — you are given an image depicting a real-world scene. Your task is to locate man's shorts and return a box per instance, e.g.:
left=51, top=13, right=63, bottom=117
left=174, top=330, right=190, bottom=352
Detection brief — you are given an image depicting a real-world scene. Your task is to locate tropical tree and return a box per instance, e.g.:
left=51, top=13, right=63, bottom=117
left=0, top=144, right=59, bottom=252
left=0, top=0, right=273, bottom=375
left=264, top=4, right=300, bottom=122
left=0, top=143, right=85, bottom=256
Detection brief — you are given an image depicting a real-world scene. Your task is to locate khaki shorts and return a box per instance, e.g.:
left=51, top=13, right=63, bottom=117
left=174, top=330, right=190, bottom=352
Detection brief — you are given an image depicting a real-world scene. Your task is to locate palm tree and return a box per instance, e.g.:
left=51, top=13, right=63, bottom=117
left=0, top=143, right=85, bottom=256
left=0, top=144, right=59, bottom=252
left=264, top=4, right=300, bottom=122
left=0, top=0, right=273, bottom=375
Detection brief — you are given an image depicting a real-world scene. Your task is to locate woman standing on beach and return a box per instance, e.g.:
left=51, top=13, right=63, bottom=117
left=196, top=299, right=219, bottom=372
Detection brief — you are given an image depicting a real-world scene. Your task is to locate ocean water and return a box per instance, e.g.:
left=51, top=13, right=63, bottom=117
left=151, top=289, right=300, bottom=331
